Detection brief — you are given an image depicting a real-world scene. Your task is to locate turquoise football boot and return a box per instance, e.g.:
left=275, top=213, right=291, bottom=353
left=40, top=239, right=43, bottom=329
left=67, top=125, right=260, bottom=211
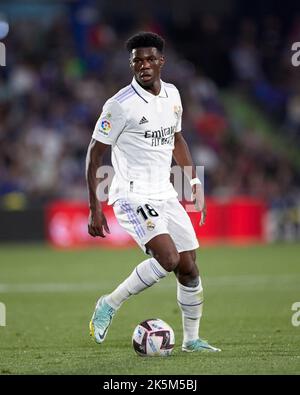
left=89, top=296, right=116, bottom=344
left=182, top=338, right=221, bottom=352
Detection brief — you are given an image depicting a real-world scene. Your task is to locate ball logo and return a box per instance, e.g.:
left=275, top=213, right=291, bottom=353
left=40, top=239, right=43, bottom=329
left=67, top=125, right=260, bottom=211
left=147, top=337, right=157, bottom=353
left=151, top=322, right=162, bottom=329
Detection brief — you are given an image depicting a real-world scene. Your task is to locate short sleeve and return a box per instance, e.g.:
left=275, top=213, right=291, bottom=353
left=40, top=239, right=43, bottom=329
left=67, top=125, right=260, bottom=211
left=92, top=99, right=126, bottom=145
left=175, top=91, right=183, bottom=133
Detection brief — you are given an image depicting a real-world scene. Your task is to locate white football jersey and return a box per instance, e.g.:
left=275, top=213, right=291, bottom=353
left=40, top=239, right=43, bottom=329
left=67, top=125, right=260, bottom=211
left=92, top=77, right=183, bottom=204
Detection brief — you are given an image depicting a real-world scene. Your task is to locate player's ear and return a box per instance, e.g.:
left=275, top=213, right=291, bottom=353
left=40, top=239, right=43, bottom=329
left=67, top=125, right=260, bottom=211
left=129, top=56, right=133, bottom=69
left=159, top=55, right=165, bottom=69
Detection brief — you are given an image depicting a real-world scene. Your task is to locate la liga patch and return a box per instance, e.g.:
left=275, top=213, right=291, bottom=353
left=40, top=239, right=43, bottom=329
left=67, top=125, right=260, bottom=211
left=100, top=119, right=111, bottom=134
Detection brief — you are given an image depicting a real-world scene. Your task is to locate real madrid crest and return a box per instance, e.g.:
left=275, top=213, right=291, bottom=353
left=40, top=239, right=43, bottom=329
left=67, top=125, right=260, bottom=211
left=174, top=105, right=181, bottom=119
left=146, top=220, right=155, bottom=231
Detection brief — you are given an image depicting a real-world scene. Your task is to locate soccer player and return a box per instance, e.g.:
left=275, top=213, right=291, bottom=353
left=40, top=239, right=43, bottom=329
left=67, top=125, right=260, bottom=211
left=86, top=32, right=220, bottom=352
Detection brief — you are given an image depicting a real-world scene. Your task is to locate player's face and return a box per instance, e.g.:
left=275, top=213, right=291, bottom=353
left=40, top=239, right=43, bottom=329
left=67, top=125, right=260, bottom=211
left=130, top=47, right=165, bottom=88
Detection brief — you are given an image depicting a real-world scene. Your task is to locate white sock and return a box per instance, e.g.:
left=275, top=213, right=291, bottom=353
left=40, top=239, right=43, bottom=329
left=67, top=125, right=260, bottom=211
left=177, top=277, right=204, bottom=344
left=105, top=258, right=168, bottom=309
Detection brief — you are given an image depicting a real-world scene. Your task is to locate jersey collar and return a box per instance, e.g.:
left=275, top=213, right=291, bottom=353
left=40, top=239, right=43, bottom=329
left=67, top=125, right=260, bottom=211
left=131, top=78, right=168, bottom=103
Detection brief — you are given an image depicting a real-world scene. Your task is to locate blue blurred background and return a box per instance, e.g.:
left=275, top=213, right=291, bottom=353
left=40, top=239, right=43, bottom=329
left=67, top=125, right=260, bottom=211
left=0, top=0, right=300, bottom=244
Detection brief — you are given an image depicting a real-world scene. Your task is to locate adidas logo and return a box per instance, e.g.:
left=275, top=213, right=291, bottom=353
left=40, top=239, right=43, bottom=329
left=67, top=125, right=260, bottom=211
left=139, top=116, right=148, bottom=125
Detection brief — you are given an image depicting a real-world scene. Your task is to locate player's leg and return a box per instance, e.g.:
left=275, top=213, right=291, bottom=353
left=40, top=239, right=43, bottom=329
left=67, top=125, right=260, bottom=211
left=105, top=234, right=178, bottom=309
left=175, top=250, right=221, bottom=352
left=165, top=198, right=220, bottom=352
left=174, top=250, right=203, bottom=346
left=90, top=199, right=177, bottom=344
left=90, top=234, right=178, bottom=344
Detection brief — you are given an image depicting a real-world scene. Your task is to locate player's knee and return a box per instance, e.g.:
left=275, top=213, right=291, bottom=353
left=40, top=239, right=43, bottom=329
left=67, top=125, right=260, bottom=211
left=157, top=251, right=180, bottom=272
left=176, top=261, right=199, bottom=286
left=182, top=275, right=200, bottom=287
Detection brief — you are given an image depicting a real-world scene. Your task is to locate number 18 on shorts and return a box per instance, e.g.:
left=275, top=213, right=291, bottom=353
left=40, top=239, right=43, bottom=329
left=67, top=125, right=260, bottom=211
left=113, top=197, right=199, bottom=253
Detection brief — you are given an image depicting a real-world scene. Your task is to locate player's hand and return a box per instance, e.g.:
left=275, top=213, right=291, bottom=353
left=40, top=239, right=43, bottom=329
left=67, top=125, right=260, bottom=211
left=88, top=209, right=110, bottom=238
left=191, top=184, right=206, bottom=226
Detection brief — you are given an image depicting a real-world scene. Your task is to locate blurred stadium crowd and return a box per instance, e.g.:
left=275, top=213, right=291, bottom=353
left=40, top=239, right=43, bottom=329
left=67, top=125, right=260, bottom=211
left=0, top=1, right=300, bottom=241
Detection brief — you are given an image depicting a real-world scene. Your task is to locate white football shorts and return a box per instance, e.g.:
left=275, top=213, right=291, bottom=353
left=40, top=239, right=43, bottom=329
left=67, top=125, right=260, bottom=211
left=113, top=197, right=199, bottom=254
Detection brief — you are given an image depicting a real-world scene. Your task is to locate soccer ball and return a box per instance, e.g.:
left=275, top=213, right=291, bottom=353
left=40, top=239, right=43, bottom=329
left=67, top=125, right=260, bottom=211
left=132, top=318, right=175, bottom=357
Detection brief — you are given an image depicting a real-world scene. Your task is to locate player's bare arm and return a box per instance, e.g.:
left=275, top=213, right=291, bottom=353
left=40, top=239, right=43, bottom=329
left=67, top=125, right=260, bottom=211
left=86, top=138, right=110, bottom=237
left=173, top=132, right=206, bottom=225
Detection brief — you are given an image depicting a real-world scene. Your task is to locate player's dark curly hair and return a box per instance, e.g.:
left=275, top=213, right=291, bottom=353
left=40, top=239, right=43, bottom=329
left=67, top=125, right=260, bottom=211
left=125, top=32, right=165, bottom=53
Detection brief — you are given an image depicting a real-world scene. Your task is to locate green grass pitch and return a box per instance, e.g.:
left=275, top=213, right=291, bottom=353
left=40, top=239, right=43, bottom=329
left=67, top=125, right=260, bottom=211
left=0, top=243, right=300, bottom=375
